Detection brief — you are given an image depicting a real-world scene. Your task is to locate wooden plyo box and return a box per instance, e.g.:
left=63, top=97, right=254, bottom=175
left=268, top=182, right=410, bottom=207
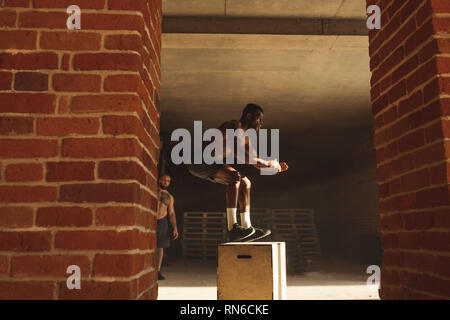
left=217, top=242, right=287, bottom=300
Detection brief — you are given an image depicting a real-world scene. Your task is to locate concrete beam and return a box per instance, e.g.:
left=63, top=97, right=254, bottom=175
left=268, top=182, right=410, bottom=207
left=162, top=17, right=368, bottom=36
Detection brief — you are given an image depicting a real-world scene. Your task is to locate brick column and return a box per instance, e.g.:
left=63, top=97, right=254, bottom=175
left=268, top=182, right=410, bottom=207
left=0, top=0, right=162, bottom=299
left=367, top=0, right=450, bottom=299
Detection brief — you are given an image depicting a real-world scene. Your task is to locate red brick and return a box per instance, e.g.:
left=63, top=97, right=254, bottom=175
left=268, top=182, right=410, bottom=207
left=4, top=0, right=30, bottom=7
left=0, top=93, right=56, bottom=114
left=0, top=117, right=34, bottom=135
left=432, top=17, right=450, bottom=33
left=398, top=91, right=423, bottom=117
left=102, top=115, right=156, bottom=154
left=434, top=209, right=450, bottom=229
left=138, top=271, right=154, bottom=295
left=70, top=94, right=142, bottom=114
left=98, top=161, right=146, bottom=185
left=0, top=9, right=16, bottom=27
left=37, top=117, right=100, bottom=136
left=416, top=1, right=433, bottom=27
left=108, top=0, right=145, bottom=10
left=33, top=0, right=105, bottom=8
left=55, top=229, right=139, bottom=250
left=403, top=211, right=433, bottom=231
left=0, top=207, right=33, bottom=228
left=14, top=72, right=48, bottom=91
left=59, top=280, right=137, bottom=300
left=61, top=54, right=70, bottom=71
left=0, top=72, right=12, bottom=91
left=419, top=39, right=438, bottom=65
left=52, top=74, right=101, bottom=92
left=0, top=281, right=55, bottom=300
left=425, top=121, right=444, bottom=143
left=46, top=161, right=95, bottom=182
left=398, top=129, right=425, bottom=153
left=40, top=32, right=101, bottom=51
left=73, top=53, right=141, bottom=71
left=82, top=13, right=144, bottom=33
left=19, top=11, right=66, bottom=29
left=0, top=186, right=57, bottom=203
left=422, top=231, right=450, bottom=252
left=96, top=206, right=151, bottom=228
left=417, top=185, right=450, bottom=209
left=0, top=139, right=58, bottom=158
left=6, top=163, right=43, bottom=182
left=429, top=162, right=449, bottom=185
left=58, top=96, right=70, bottom=113
left=0, top=231, right=51, bottom=251
left=36, top=206, right=93, bottom=227
left=61, top=138, right=141, bottom=158
left=414, top=143, right=445, bottom=167
left=59, top=183, right=141, bottom=204
left=0, top=256, right=8, bottom=275
left=104, top=74, right=141, bottom=92
left=0, top=52, right=58, bottom=70
left=0, top=30, right=37, bottom=49
left=406, top=59, right=437, bottom=93
left=104, top=34, right=142, bottom=53
left=11, top=255, right=91, bottom=277
left=392, top=55, right=419, bottom=85
left=94, top=253, right=144, bottom=277
left=406, top=19, right=434, bottom=54
left=436, top=38, right=450, bottom=54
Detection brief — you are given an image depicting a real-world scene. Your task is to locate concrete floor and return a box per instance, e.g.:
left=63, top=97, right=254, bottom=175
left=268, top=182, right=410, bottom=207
left=157, top=259, right=380, bottom=300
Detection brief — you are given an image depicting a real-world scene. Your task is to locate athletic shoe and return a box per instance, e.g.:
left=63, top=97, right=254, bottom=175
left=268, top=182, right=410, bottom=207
left=245, top=227, right=271, bottom=242
left=158, top=272, right=165, bottom=280
left=227, top=223, right=255, bottom=242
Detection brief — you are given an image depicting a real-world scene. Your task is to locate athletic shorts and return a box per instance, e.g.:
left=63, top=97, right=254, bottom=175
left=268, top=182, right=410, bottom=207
left=157, top=215, right=171, bottom=249
left=186, top=163, right=224, bottom=184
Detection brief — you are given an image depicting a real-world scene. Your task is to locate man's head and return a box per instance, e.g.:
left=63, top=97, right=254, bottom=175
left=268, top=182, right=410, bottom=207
left=159, top=174, right=171, bottom=189
left=240, top=103, right=264, bottom=131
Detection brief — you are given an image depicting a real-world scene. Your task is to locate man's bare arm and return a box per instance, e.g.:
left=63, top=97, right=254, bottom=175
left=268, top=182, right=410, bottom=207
left=168, top=196, right=178, bottom=240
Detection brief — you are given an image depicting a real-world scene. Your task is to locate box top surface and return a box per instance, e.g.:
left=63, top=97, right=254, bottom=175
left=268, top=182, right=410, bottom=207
left=219, top=242, right=285, bottom=246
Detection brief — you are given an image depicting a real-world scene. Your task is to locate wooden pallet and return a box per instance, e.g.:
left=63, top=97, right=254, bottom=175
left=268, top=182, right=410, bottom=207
left=182, top=211, right=227, bottom=259
left=270, top=209, right=321, bottom=273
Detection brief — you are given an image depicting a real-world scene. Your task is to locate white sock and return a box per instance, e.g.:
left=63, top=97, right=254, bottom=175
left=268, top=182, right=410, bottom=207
left=240, top=211, right=251, bottom=229
left=226, top=208, right=237, bottom=231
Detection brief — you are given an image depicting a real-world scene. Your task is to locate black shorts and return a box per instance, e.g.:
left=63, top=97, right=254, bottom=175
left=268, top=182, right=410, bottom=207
left=186, top=163, right=224, bottom=184
left=157, top=215, right=171, bottom=249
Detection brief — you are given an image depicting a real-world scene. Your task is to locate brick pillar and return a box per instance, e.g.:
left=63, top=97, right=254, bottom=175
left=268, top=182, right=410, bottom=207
left=367, top=0, right=450, bottom=299
left=0, top=0, right=162, bottom=299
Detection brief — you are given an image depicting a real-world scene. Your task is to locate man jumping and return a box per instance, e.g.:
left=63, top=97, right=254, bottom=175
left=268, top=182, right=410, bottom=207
left=186, top=103, right=288, bottom=242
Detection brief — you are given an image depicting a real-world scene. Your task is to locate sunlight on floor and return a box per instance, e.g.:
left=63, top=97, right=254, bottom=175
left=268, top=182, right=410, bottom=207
left=157, top=260, right=380, bottom=300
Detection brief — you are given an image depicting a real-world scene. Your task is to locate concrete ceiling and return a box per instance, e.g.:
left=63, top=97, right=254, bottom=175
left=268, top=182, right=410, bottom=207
left=162, top=0, right=366, bottom=18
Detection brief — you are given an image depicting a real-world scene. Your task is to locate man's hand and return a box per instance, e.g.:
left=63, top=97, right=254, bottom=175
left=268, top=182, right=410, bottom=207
left=172, top=228, right=179, bottom=240
left=280, top=162, right=288, bottom=172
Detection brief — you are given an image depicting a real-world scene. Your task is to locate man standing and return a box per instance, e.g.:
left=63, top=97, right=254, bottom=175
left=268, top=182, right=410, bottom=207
left=156, top=173, right=178, bottom=280
left=186, top=103, right=288, bottom=242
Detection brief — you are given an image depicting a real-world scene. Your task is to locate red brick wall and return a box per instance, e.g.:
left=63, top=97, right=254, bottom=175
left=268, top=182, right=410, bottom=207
left=0, top=0, right=162, bottom=299
left=367, top=0, right=450, bottom=299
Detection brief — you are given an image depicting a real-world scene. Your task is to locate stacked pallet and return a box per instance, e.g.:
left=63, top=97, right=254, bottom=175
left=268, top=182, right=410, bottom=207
left=270, top=209, right=321, bottom=273
left=182, top=212, right=227, bottom=260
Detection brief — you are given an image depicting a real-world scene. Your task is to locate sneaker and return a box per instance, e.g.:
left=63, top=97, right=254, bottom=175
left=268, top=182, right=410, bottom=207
left=158, top=272, right=165, bottom=280
left=245, top=227, right=271, bottom=242
left=227, top=223, right=255, bottom=242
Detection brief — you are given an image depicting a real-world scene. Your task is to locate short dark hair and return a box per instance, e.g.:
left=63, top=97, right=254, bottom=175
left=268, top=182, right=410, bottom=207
left=241, top=103, right=263, bottom=120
